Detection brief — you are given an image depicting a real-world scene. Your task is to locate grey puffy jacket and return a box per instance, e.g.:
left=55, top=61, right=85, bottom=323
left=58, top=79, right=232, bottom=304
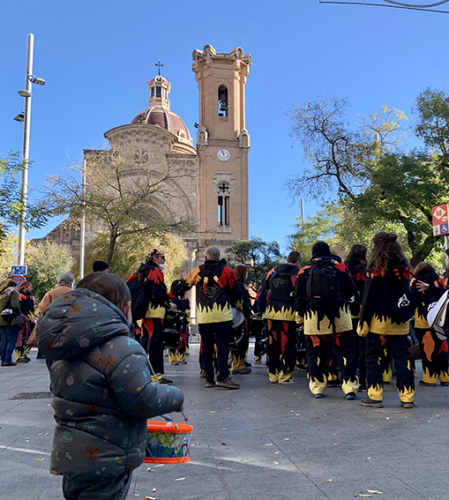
left=37, top=288, right=184, bottom=479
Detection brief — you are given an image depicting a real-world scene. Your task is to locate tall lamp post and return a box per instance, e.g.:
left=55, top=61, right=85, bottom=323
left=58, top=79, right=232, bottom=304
left=13, top=33, right=45, bottom=266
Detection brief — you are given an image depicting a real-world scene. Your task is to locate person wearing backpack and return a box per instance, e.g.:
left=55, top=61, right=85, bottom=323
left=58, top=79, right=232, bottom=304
left=0, top=281, right=21, bottom=366
left=295, top=242, right=359, bottom=399
left=127, top=249, right=173, bottom=384
left=263, top=251, right=301, bottom=384
left=410, top=262, right=448, bottom=387
left=358, top=232, right=415, bottom=408
left=182, top=246, right=241, bottom=389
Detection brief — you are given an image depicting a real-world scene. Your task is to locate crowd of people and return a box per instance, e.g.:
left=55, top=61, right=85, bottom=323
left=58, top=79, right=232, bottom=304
left=121, top=234, right=448, bottom=409
left=1, top=235, right=448, bottom=500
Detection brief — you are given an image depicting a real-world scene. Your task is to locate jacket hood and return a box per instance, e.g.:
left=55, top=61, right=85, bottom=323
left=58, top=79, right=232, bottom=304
left=414, top=267, right=439, bottom=284
left=37, top=288, right=130, bottom=360
left=202, top=260, right=226, bottom=276
left=274, top=263, right=299, bottom=277
left=312, top=254, right=342, bottom=264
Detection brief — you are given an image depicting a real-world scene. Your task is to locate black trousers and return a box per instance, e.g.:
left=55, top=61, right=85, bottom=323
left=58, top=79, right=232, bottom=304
left=415, top=327, right=449, bottom=384
left=306, top=332, right=359, bottom=395
left=199, top=321, right=232, bottom=383
left=267, top=320, right=297, bottom=383
left=141, top=318, right=165, bottom=377
left=366, top=332, right=414, bottom=403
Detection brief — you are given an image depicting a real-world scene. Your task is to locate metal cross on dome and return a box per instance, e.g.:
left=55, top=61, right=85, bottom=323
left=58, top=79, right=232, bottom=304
left=155, top=60, right=164, bottom=76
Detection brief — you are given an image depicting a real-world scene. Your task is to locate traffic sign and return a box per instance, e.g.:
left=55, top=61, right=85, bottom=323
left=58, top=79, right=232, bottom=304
left=433, top=224, right=449, bottom=236
left=10, top=275, right=26, bottom=286
left=11, top=265, right=27, bottom=276
left=432, top=204, right=449, bottom=227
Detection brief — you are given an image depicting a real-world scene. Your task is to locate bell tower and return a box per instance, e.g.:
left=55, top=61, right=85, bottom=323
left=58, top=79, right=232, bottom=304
left=192, top=45, right=251, bottom=253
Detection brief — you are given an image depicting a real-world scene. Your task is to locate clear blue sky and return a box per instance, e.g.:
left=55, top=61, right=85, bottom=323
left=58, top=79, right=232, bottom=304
left=1, top=1, right=448, bottom=253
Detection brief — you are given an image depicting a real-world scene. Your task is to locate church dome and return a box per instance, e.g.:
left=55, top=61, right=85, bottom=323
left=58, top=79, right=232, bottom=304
left=130, top=74, right=192, bottom=144
left=130, top=106, right=191, bottom=143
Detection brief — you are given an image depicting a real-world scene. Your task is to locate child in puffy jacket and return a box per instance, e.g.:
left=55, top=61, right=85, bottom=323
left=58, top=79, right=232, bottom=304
left=37, top=272, right=184, bottom=500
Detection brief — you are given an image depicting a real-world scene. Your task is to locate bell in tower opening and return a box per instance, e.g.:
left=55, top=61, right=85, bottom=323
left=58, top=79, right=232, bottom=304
left=218, top=85, right=228, bottom=117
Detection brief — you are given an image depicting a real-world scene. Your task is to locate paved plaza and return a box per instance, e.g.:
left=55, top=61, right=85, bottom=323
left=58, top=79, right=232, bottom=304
left=0, top=341, right=448, bottom=500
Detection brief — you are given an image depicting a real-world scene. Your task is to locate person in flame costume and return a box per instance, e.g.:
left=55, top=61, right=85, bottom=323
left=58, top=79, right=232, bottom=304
left=182, top=246, right=241, bottom=389
left=127, top=249, right=173, bottom=384
left=410, top=262, right=449, bottom=387
left=263, top=251, right=301, bottom=384
left=295, top=242, right=359, bottom=399
left=345, top=244, right=368, bottom=391
left=168, top=280, right=190, bottom=366
left=358, top=232, right=415, bottom=408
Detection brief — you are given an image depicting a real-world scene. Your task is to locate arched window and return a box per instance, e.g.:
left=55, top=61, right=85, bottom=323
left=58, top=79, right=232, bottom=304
left=218, top=85, right=228, bottom=117
left=217, top=182, right=230, bottom=226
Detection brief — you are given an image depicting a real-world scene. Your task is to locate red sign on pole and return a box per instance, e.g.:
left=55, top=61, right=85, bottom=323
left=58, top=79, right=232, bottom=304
left=432, top=204, right=448, bottom=225
left=433, top=204, right=449, bottom=236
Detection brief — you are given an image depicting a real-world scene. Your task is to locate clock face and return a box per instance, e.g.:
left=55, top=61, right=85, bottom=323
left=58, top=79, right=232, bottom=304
left=217, top=148, right=231, bottom=162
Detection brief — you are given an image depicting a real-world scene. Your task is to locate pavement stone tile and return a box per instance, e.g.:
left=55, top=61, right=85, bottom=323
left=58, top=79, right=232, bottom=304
left=0, top=345, right=448, bottom=500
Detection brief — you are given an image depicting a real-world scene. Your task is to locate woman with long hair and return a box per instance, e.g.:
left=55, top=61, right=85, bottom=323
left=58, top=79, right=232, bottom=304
left=231, top=265, right=253, bottom=375
left=358, top=232, right=415, bottom=408
left=345, top=244, right=368, bottom=391
left=410, top=262, right=448, bottom=386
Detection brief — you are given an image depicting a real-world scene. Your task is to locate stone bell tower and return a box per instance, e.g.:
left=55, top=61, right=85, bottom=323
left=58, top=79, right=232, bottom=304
left=192, top=45, right=251, bottom=255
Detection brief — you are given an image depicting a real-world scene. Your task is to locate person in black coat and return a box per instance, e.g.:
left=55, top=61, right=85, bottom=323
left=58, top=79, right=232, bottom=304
left=231, top=265, right=253, bottom=375
left=410, top=262, right=448, bottom=386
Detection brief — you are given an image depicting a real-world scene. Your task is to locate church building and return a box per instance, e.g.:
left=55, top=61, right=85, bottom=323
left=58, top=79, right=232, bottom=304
left=40, top=45, right=251, bottom=270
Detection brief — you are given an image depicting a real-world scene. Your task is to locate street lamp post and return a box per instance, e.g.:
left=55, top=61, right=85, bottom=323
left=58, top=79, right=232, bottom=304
left=14, top=33, right=45, bottom=266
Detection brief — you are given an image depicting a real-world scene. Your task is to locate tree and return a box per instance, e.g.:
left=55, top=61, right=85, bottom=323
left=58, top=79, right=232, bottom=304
left=0, top=153, right=49, bottom=244
left=0, top=233, right=18, bottom=284
left=287, top=90, right=449, bottom=266
left=225, top=237, right=283, bottom=289
left=288, top=202, right=408, bottom=261
left=71, top=231, right=188, bottom=286
left=44, top=147, right=196, bottom=265
left=414, top=88, right=449, bottom=167
left=25, top=241, right=73, bottom=302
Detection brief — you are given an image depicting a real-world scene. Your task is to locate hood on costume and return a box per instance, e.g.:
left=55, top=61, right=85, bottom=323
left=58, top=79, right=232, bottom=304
left=37, top=288, right=130, bottom=360
left=312, top=241, right=331, bottom=259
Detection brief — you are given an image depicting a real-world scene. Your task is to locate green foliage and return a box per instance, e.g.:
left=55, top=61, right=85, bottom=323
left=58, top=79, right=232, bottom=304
left=413, top=88, right=449, bottom=166
left=225, top=237, right=283, bottom=288
left=25, top=241, right=73, bottom=302
left=0, top=233, right=18, bottom=285
left=287, top=89, right=449, bottom=267
left=0, top=153, right=50, bottom=243
left=71, top=231, right=188, bottom=288
left=289, top=203, right=410, bottom=263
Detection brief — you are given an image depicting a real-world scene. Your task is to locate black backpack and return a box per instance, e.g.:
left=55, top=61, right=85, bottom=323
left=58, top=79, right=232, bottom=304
left=126, top=274, right=152, bottom=322
left=306, top=258, right=343, bottom=312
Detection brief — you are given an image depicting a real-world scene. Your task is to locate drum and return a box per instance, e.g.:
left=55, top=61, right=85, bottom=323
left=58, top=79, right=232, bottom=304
left=163, top=310, right=185, bottom=348
left=232, top=307, right=244, bottom=328
left=229, top=323, right=245, bottom=351
left=144, top=421, right=193, bottom=464
left=249, top=317, right=264, bottom=337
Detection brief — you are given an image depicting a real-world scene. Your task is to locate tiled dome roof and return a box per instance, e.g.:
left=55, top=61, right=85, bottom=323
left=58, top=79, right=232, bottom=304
left=130, top=106, right=191, bottom=143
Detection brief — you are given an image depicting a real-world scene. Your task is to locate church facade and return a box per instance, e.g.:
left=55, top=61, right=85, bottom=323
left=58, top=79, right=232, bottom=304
left=40, top=45, right=251, bottom=269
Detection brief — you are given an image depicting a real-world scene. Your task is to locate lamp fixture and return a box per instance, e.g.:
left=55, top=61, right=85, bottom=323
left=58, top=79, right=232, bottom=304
left=18, top=89, right=31, bottom=97
left=30, top=75, right=45, bottom=85
left=14, top=112, right=25, bottom=122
